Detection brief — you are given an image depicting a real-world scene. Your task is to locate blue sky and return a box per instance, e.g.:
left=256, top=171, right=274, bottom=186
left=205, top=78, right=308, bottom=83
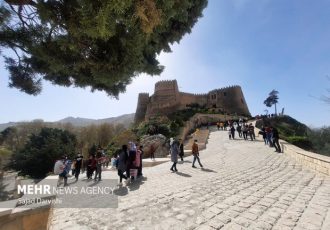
left=1, top=0, right=330, bottom=127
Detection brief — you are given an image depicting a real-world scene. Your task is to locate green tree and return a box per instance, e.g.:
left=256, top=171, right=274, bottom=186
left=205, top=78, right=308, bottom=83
left=136, top=116, right=172, bottom=137
left=0, top=0, right=208, bottom=97
left=264, top=90, right=279, bottom=115
left=9, top=127, right=76, bottom=179
left=0, top=127, right=19, bottom=151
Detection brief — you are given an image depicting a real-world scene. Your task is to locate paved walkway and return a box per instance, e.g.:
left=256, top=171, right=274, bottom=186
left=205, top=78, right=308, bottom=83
left=50, top=129, right=330, bottom=230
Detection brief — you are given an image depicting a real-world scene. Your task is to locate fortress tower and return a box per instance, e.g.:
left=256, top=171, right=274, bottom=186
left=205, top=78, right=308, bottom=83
left=134, top=80, right=251, bottom=123
left=134, top=93, right=150, bottom=123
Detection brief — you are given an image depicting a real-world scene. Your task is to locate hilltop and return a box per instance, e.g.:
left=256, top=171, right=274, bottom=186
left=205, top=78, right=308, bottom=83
left=255, top=115, right=330, bottom=156
left=0, top=113, right=135, bottom=131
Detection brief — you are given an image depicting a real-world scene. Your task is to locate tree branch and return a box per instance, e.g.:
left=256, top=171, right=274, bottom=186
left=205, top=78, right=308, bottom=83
left=8, top=4, right=28, bottom=28
left=5, top=0, right=37, bottom=7
left=9, top=46, right=22, bottom=64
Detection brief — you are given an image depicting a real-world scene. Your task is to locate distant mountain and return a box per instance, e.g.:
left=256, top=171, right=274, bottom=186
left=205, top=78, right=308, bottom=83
left=57, top=113, right=135, bottom=127
left=0, top=113, right=135, bottom=131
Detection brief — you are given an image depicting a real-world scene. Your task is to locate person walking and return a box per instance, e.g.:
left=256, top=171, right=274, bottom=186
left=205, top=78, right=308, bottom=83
left=170, top=138, right=179, bottom=172
left=131, top=143, right=141, bottom=179
left=230, top=125, right=235, bottom=139
left=179, top=139, right=184, bottom=161
left=237, top=124, right=242, bottom=138
left=54, top=155, right=68, bottom=187
left=265, top=126, right=273, bottom=146
left=137, top=145, right=144, bottom=177
left=117, top=145, right=128, bottom=186
left=192, top=140, right=203, bottom=168
left=271, top=127, right=282, bottom=153
left=74, top=153, right=83, bottom=181
left=220, top=122, right=224, bottom=130
left=242, top=124, right=248, bottom=140
left=127, top=142, right=137, bottom=180
left=94, top=150, right=103, bottom=181
left=260, top=127, right=267, bottom=145
left=248, top=123, right=255, bottom=141
left=149, top=144, right=155, bottom=160
left=87, top=154, right=96, bottom=179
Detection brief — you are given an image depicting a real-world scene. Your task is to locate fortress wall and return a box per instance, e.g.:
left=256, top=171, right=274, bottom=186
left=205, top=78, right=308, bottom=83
left=208, top=86, right=251, bottom=116
left=134, top=93, right=150, bottom=123
left=152, top=80, right=180, bottom=105
left=179, top=92, right=208, bottom=109
left=145, top=104, right=179, bottom=119
left=154, top=80, right=179, bottom=96
left=135, top=81, right=251, bottom=123
left=144, top=80, right=181, bottom=118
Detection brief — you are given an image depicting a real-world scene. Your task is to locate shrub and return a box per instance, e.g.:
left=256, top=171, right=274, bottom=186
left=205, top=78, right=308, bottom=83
left=136, top=116, right=170, bottom=137
left=286, top=136, right=313, bottom=151
left=8, top=128, right=77, bottom=179
left=308, top=126, right=330, bottom=156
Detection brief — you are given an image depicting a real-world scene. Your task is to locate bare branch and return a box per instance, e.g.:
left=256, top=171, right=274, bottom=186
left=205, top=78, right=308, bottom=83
left=9, top=46, right=21, bottom=64
left=8, top=4, right=28, bottom=28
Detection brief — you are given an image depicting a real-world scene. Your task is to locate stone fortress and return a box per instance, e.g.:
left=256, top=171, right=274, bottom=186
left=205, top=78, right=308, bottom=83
left=135, top=80, right=251, bottom=123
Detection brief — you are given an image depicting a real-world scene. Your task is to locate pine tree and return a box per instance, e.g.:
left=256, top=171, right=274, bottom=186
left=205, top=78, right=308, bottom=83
left=264, top=90, right=279, bottom=115
left=0, top=0, right=208, bottom=97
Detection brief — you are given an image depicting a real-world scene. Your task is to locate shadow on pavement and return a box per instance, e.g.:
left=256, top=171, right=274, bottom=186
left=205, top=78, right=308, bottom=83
left=175, top=172, right=192, bottom=177
left=128, top=178, right=145, bottom=191
left=67, top=179, right=78, bottom=185
left=88, top=180, right=102, bottom=187
left=201, top=168, right=217, bottom=173
left=114, top=186, right=129, bottom=196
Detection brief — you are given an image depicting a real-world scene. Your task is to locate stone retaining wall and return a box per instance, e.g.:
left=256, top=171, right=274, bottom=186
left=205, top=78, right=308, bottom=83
left=0, top=175, right=57, bottom=230
left=0, top=205, right=50, bottom=230
left=282, top=141, right=330, bottom=176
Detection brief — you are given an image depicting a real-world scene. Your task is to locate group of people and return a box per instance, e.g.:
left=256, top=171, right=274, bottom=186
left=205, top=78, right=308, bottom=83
left=259, top=126, right=282, bottom=153
left=169, top=138, right=203, bottom=172
left=85, top=149, right=109, bottom=181
left=217, top=119, right=282, bottom=153
left=54, top=154, right=83, bottom=187
left=116, top=142, right=143, bottom=186
left=226, top=122, right=256, bottom=141
left=54, top=143, right=144, bottom=187
left=216, top=120, right=256, bottom=141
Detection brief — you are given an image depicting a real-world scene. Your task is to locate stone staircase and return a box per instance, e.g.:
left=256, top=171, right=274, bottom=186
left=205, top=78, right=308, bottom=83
left=183, top=127, right=210, bottom=153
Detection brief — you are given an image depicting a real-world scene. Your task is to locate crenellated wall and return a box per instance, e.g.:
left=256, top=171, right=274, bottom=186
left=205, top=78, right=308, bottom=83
left=134, top=93, right=150, bottom=123
left=134, top=80, right=251, bottom=123
left=207, top=85, right=250, bottom=116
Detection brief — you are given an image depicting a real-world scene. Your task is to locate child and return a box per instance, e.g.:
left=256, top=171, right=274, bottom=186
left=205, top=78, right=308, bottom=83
left=228, top=130, right=232, bottom=139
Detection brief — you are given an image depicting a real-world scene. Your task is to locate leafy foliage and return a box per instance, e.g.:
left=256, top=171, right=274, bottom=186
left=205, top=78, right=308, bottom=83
left=0, top=147, right=12, bottom=175
left=264, top=90, right=279, bottom=114
left=308, top=126, right=330, bottom=156
left=136, top=116, right=172, bottom=137
left=286, top=136, right=313, bottom=151
left=8, top=128, right=77, bottom=178
left=0, top=0, right=208, bottom=97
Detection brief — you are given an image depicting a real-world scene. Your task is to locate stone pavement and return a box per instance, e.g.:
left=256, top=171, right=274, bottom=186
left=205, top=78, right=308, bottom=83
left=50, top=129, right=330, bottom=230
